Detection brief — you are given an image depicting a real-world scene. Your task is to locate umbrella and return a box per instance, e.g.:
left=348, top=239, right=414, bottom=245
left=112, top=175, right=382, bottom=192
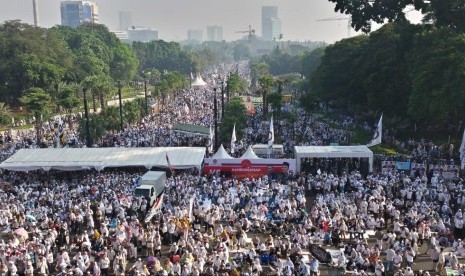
left=147, top=256, right=157, bottom=263
left=14, top=228, right=28, bottom=239
left=26, top=215, right=37, bottom=222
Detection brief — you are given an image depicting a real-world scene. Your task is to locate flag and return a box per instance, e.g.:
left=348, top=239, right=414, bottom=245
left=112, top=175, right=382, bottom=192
left=190, top=72, right=194, bottom=81
left=166, top=153, right=174, bottom=172
left=367, top=114, right=383, bottom=147
left=460, top=129, right=465, bottom=169
left=208, top=124, right=213, bottom=153
left=268, top=116, right=274, bottom=155
left=231, top=123, right=236, bottom=154
left=145, top=190, right=165, bottom=223
left=317, top=169, right=321, bottom=175
left=184, top=103, right=190, bottom=114
left=188, top=196, right=195, bottom=222
left=57, top=116, right=64, bottom=148
left=118, top=195, right=131, bottom=208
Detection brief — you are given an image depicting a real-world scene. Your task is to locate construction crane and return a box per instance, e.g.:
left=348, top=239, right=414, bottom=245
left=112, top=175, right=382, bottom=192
left=235, top=25, right=256, bottom=41
left=316, top=17, right=352, bottom=38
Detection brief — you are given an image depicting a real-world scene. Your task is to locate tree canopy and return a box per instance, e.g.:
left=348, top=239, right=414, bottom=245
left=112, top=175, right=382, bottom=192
left=327, top=0, right=465, bottom=33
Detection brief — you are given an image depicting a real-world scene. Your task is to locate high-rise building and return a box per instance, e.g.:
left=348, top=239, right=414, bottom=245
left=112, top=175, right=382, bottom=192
left=187, top=29, right=203, bottom=42
left=119, top=11, right=132, bottom=31
left=262, top=6, right=281, bottom=41
left=206, top=25, right=223, bottom=42
left=127, top=27, right=158, bottom=42
left=61, top=1, right=99, bottom=28
left=32, top=0, right=40, bottom=27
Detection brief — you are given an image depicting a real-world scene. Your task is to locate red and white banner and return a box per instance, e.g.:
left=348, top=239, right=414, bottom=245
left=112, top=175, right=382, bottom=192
left=204, top=158, right=296, bottom=179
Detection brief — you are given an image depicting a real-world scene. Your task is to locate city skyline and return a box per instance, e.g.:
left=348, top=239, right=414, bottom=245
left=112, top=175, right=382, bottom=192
left=0, top=0, right=422, bottom=43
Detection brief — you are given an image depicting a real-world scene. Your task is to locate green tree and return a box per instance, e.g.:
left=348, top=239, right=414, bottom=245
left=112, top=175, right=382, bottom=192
left=132, top=40, right=195, bottom=75
left=0, top=21, right=73, bottom=104
left=57, top=85, right=81, bottom=115
left=77, top=113, right=106, bottom=146
left=20, top=87, right=52, bottom=142
left=301, top=48, right=325, bottom=80
left=226, top=74, right=248, bottom=97
left=0, top=102, right=12, bottom=127
left=267, top=92, right=283, bottom=117
left=101, top=106, right=121, bottom=132
left=327, top=0, right=465, bottom=33
left=311, top=35, right=369, bottom=111
left=408, top=28, right=465, bottom=127
left=250, top=62, right=269, bottom=91
left=258, top=74, right=275, bottom=117
left=219, top=97, right=247, bottom=143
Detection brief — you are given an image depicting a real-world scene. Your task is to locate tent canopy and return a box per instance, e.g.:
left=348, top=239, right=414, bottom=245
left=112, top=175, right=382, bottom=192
left=241, top=146, right=260, bottom=159
left=191, top=75, right=206, bottom=87
left=211, top=144, right=233, bottom=159
left=0, top=147, right=205, bottom=172
left=171, top=124, right=210, bottom=137
left=294, top=145, right=373, bottom=173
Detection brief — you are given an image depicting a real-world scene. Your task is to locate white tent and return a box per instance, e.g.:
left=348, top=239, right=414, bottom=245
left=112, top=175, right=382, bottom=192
left=191, top=75, right=206, bottom=88
left=211, top=144, right=233, bottom=159
left=0, top=147, right=206, bottom=172
left=294, top=145, right=373, bottom=173
left=240, top=146, right=260, bottom=159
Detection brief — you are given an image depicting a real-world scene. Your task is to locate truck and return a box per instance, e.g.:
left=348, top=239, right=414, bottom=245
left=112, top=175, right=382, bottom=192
left=134, top=171, right=166, bottom=206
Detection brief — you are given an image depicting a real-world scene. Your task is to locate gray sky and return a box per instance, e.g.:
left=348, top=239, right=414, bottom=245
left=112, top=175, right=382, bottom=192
left=1, top=0, right=422, bottom=43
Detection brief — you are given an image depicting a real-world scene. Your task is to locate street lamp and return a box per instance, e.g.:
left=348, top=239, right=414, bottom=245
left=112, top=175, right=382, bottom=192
left=82, top=88, right=92, bottom=147
left=117, top=81, right=124, bottom=132
left=221, top=79, right=225, bottom=118
left=213, top=88, right=219, bottom=152
left=143, top=75, right=149, bottom=116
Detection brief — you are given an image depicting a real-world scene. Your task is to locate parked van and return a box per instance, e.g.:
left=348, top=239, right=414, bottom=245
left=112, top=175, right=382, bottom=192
left=134, top=171, right=166, bottom=206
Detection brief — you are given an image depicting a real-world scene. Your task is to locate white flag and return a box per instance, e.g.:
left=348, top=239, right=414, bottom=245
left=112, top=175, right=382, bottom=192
left=208, top=124, right=213, bottom=153
left=188, top=196, right=195, bottom=222
left=57, top=116, right=64, bottom=148
left=460, top=129, right=465, bottom=169
left=190, top=72, right=194, bottom=81
left=184, top=103, right=190, bottom=114
left=367, top=114, right=382, bottom=147
left=268, top=116, right=274, bottom=154
left=231, top=123, right=237, bottom=154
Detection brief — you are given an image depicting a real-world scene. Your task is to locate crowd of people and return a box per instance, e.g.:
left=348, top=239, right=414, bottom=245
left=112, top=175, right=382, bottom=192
left=0, top=62, right=464, bottom=276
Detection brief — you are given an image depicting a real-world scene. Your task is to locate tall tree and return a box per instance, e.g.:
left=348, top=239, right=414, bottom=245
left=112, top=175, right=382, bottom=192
left=20, top=87, right=52, bottom=142
left=219, top=97, right=247, bottom=143
left=258, top=74, right=275, bottom=117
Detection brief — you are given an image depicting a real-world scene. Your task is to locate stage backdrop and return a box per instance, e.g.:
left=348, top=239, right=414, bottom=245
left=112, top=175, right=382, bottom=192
left=204, top=158, right=296, bottom=179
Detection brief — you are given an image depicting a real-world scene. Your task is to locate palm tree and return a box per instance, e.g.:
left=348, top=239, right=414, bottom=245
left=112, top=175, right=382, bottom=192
left=258, top=74, right=274, bottom=118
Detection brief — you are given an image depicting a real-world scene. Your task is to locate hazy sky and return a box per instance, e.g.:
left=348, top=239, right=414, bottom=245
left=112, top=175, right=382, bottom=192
left=0, top=0, right=422, bottom=43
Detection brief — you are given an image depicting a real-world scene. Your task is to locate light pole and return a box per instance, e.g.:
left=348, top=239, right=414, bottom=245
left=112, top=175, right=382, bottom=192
left=143, top=76, right=149, bottom=116
left=117, top=81, right=124, bottom=132
left=83, top=88, right=91, bottom=147
left=221, top=79, right=225, bottom=118
left=213, top=88, right=219, bottom=151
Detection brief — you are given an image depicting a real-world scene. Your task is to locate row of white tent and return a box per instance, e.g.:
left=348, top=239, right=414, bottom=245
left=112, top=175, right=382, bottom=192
left=0, top=145, right=373, bottom=173
left=211, top=144, right=259, bottom=160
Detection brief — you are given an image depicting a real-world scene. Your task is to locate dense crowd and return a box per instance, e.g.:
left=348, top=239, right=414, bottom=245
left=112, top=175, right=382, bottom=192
left=0, top=62, right=464, bottom=276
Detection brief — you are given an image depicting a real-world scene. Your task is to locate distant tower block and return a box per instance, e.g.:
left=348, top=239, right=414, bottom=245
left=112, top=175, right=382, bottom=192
left=33, top=0, right=39, bottom=26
